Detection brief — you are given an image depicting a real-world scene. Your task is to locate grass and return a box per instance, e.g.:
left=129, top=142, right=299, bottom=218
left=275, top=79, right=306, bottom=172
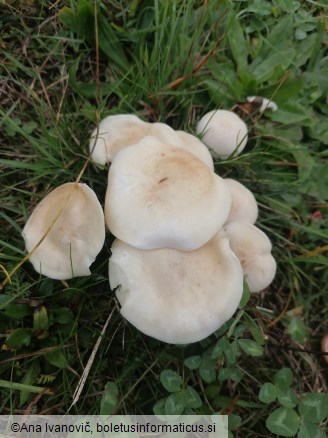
left=1, top=0, right=328, bottom=436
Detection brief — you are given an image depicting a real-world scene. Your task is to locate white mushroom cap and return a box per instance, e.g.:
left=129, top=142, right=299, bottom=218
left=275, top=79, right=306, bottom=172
left=242, top=254, right=276, bottom=293
left=109, top=232, right=243, bottom=344
left=89, top=114, right=147, bottom=164
left=22, top=183, right=105, bottom=280
left=225, top=178, right=258, bottom=224
left=247, top=96, right=278, bottom=112
left=89, top=115, right=184, bottom=164
left=175, top=130, right=214, bottom=171
left=147, top=122, right=183, bottom=147
left=105, top=136, right=231, bottom=250
left=224, top=221, right=276, bottom=293
left=196, top=109, right=248, bottom=159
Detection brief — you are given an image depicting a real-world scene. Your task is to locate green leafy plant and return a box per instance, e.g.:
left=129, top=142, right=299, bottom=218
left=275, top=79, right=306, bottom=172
left=154, top=369, right=202, bottom=415
left=260, top=368, right=328, bottom=437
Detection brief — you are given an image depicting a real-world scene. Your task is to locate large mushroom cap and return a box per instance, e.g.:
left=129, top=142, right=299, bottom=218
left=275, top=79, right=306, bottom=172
left=196, top=109, right=248, bottom=159
left=105, top=136, right=231, bottom=250
left=22, top=183, right=105, bottom=280
left=224, top=221, right=276, bottom=292
left=109, top=232, right=243, bottom=344
left=225, top=178, right=258, bottom=224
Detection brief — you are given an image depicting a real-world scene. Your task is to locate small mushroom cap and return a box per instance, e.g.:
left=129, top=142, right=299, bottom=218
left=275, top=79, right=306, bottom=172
left=243, top=254, right=276, bottom=293
left=147, top=122, right=183, bottom=147
left=175, top=130, right=214, bottom=171
left=247, top=96, right=278, bottom=112
left=224, top=221, right=276, bottom=293
left=22, top=183, right=105, bottom=280
left=89, top=115, right=183, bottom=165
left=109, top=232, right=243, bottom=344
left=105, top=136, right=232, bottom=250
left=89, top=114, right=147, bottom=164
left=225, top=178, right=258, bottom=224
left=196, top=109, right=248, bottom=159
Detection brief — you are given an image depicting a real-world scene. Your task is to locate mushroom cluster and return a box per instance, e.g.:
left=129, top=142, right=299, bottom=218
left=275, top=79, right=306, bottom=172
left=22, top=108, right=276, bottom=344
